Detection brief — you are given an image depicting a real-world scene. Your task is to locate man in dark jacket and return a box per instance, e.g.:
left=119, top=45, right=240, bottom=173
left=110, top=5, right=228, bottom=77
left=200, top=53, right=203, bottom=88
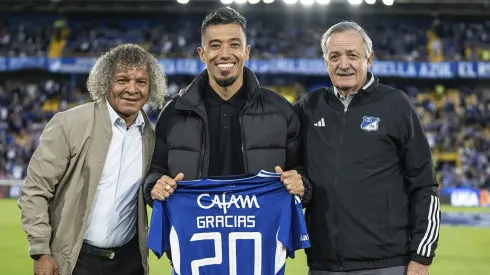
left=142, top=7, right=312, bottom=265
left=295, top=21, right=440, bottom=275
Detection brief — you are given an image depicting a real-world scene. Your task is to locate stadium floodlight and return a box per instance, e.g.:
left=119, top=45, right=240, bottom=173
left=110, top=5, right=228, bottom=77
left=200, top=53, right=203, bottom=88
left=348, top=0, right=363, bottom=4
left=221, top=0, right=234, bottom=4
left=365, top=0, right=376, bottom=4
left=235, top=0, right=247, bottom=3
left=300, top=0, right=315, bottom=5
left=382, top=0, right=394, bottom=5
left=283, top=0, right=298, bottom=4
left=248, top=0, right=261, bottom=3
left=176, top=0, right=189, bottom=4
left=316, top=0, right=330, bottom=4
left=263, top=0, right=274, bottom=3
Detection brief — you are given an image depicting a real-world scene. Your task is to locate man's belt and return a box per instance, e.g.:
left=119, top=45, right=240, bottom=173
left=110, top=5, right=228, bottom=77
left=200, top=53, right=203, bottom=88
left=80, top=242, right=117, bottom=260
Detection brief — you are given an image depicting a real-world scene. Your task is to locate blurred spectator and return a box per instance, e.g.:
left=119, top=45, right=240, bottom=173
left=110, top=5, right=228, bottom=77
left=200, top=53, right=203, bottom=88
left=410, top=85, right=490, bottom=189
left=0, top=19, right=51, bottom=57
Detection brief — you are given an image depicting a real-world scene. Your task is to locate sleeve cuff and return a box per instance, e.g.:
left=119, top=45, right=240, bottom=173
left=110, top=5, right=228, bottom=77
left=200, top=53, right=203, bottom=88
left=300, top=174, right=312, bottom=208
left=28, top=237, right=51, bottom=257
left=410, top=253, right=433, bottom=265
left=143, top=173, right=163, bottom=207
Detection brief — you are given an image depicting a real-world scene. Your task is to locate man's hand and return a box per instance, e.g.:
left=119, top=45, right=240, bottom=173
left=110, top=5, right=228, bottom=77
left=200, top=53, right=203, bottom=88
left=275, top=166, right=304, bottom=197
left=407, top=261, right=430, bottom=275
left=151, top=173, right=184, bottom=201
left=34, top=255, right=58, bottom=275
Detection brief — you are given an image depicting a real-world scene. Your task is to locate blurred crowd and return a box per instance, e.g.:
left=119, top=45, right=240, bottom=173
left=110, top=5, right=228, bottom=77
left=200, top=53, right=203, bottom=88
left=0, top=78, right=183, bottom=180
left=411, top=85, right=490, bottom=189
left=1, top=13, right=489, bottom=188
left=1, top=78, right=489, bottom=190
left=58, top=16, right=490, bottom=61
left=0, top=18, right=51, bottom=57
left=0, top=79, right=74, bottom=180
left=1, top=15, right=490, bottom=61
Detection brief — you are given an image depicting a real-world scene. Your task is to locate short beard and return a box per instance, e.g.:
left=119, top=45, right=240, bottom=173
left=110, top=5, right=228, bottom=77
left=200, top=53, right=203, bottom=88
left=213, top=75, right=237, bottom=88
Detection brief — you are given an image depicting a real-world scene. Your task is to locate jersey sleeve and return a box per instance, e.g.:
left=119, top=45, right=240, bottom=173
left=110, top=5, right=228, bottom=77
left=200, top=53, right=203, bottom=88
left=278, top=195, right=311, bottom=259
left=147, top=200, right=171, bottom=259
left=291, top=195, right=310, bottom=252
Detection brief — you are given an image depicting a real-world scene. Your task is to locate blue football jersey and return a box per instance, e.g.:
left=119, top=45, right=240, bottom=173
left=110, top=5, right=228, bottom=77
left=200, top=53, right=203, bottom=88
left=147, top=170, right=310, bottom=275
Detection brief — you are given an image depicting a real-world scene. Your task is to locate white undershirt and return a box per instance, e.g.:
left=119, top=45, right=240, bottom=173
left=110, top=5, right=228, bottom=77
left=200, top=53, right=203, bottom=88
left=83, top=101, right=144, bottom=248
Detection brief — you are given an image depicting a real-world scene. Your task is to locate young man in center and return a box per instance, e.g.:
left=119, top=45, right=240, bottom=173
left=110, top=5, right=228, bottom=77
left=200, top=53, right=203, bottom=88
left=143, top=8, right=312, bottom=268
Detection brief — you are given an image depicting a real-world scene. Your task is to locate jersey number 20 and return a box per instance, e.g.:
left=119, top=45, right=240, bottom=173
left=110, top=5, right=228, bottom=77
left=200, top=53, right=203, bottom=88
left=190, top=232, right=262, bottom=275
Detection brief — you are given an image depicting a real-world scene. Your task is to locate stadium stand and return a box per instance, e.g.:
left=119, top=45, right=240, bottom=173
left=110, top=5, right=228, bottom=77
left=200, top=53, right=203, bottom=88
left=1, top=79, right=489, bottom=189
left=409, top=85, right=490, bottom=189
left=60, top=16, right=490, bottom=61
left=0, top=16, right=53, bottom=57
left=3, top=14, right=488, bottom=61
left=0, top=7, right=489, bottom=202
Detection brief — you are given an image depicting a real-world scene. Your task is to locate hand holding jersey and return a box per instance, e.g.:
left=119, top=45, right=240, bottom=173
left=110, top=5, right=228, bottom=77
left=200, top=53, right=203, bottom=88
left=151, top=173, right=184, bottom=201
left=275, top=166, right=305, bottom=198
left=152, top=169, right=303, bottom=202
left=147, top=171, right=310, bottom=275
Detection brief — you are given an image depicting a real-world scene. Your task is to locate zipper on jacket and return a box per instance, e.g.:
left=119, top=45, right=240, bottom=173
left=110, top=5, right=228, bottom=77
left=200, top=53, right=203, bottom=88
left=177, top=100, right=208, bottom=178
left=238, top=92, right=257, bottom=173
left=198, top=123, right=205, bottom=178
left=334, top=106, right=348, bottom=188
left=239, top=112, right=248, bottom=173
left=333, top=105, right=348, bottom=270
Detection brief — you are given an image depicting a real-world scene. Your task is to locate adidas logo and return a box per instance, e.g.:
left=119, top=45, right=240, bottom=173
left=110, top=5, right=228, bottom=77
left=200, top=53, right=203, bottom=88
left=314, top=118, right=325, bottom=127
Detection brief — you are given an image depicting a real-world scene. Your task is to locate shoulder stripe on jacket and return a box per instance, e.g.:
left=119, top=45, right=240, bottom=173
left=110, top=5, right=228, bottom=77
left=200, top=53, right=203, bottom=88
left=417, top=195, right=440, bottom=257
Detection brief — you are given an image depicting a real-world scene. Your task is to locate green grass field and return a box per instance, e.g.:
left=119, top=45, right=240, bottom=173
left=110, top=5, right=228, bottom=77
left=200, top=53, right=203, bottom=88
left=1, top=200, right=489, bottom=275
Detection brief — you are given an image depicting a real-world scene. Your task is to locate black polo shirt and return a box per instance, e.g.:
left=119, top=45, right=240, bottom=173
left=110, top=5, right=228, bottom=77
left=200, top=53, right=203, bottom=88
left=204, top=84, right=247, bottom=177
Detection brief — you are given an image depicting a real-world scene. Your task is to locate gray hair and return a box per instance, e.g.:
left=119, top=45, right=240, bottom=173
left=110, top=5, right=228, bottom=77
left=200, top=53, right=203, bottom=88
left=87, top=43, right=167, bottom=109
left=321, top=21, right=373, bottom=59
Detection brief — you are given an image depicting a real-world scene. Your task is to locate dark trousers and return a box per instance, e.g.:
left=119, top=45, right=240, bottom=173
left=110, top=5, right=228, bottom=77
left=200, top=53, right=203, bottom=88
left=309, top=266, right=407, bottom=275
left=73, top=237, right=144, bottom=275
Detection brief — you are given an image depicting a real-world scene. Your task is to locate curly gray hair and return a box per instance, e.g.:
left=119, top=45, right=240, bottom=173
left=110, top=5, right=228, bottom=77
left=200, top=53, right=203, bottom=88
left=86, top=43, right=167, bottom=109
